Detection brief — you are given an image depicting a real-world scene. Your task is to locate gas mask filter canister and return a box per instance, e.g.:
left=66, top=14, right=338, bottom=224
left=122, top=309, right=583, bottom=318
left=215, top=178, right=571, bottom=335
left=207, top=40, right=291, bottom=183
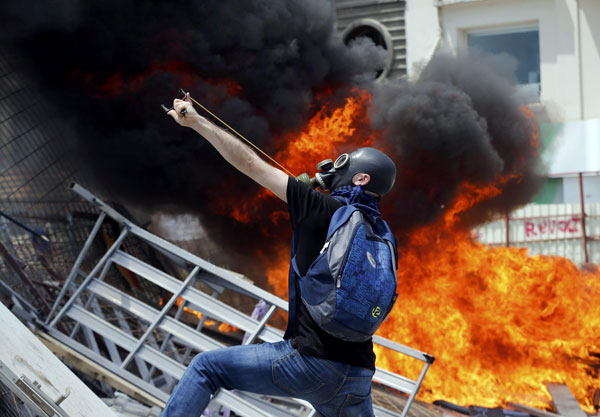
left=297, top=153, right=349, bottom=191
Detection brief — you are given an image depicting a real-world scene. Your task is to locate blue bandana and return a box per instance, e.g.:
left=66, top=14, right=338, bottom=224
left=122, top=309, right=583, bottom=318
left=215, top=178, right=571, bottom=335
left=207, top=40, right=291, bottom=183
left=330, top=185, right=381, bottom=223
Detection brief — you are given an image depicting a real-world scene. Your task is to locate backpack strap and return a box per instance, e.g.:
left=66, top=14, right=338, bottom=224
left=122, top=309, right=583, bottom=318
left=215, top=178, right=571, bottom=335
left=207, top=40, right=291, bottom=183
left=325, top=205, right=359, bottom=241
left=291, top=255, right=302, bottom=278
left=326, top=204, right=398, bottom=269
left=331, top=195, right=348, bottom=205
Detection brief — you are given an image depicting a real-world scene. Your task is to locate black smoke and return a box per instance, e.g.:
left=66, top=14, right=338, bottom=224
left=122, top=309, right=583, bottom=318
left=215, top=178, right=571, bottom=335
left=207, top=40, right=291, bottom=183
left=1, top=1, right=542, bottom=265
left=0, top=0, right=385, bottom=208
left=0, top=0, right=386, bottom=269
left=373, top=52, right=543, bottom=235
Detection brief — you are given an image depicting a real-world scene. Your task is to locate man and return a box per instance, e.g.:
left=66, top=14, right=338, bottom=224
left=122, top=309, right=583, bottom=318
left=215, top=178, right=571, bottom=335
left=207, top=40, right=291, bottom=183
left=161, top=94, right=396, bottom=417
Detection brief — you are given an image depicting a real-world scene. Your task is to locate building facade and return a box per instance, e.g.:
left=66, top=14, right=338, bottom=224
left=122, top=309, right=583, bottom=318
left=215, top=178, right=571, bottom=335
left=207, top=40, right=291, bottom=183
left=333, top=0, right=600, bottom=264
left=403, top=0, right=600, bottom=265
left=406, top=0, right=600, bottom=122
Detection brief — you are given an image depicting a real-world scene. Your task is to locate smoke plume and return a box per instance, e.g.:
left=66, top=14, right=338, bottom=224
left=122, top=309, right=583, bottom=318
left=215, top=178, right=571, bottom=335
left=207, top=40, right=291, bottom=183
left=373, top=52, right=543, bottom=234
left=0, top=0, right=386, bottom=266
left=1, top=1, right=542, bottom=265
left=0, top=0, right=384, bottom=206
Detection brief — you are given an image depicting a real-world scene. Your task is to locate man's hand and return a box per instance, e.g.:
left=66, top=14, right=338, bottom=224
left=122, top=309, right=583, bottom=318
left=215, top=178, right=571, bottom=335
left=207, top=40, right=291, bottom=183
left=167, top=93, right=206, bottom=129
left=165, top=92, right=289, bottom=202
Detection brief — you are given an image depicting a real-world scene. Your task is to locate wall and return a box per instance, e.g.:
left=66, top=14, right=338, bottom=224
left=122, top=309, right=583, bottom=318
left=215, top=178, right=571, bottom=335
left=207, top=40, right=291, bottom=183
left=580, top=0, right=600, bottom=119
left=405, top=0, right=440, bottom=79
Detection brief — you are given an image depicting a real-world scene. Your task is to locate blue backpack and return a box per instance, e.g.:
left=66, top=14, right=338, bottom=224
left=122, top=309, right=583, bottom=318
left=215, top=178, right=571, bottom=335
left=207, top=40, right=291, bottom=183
left=290, top=203, right=398, bottom=342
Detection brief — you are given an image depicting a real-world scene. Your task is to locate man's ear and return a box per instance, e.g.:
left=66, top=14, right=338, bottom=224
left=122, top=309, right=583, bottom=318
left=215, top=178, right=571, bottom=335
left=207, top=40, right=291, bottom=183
left=352, top=173, right=371, bottom=186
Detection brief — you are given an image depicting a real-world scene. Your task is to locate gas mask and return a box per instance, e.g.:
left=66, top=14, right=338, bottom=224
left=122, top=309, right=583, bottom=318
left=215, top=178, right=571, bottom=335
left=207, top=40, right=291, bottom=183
left=297, top=147, right=397, bottom=196
left=297, top=153, right=349, bottom=191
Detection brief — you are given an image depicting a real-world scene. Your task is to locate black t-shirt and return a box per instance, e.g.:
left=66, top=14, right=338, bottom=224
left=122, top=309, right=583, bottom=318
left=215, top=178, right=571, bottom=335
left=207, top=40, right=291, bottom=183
left=285, top=176, right=376, bottom=371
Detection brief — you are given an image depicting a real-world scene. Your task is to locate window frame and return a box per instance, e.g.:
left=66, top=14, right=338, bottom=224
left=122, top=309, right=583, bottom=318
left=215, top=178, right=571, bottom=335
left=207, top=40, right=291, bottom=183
left=463, top=23, right=541, bottom=99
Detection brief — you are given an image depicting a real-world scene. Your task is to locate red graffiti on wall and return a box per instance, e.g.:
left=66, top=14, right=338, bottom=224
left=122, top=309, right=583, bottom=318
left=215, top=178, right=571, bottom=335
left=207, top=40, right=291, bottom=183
left=524, top=216, right=582, bottom=238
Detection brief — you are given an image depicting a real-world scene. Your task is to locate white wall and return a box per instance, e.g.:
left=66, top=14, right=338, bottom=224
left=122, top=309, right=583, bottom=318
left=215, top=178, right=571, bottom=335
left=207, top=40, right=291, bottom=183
left=405, top=0, right=600, bottom=122
left=405, top=0, right=440, bottom=79
left=580, top=0, right=600, bottom=119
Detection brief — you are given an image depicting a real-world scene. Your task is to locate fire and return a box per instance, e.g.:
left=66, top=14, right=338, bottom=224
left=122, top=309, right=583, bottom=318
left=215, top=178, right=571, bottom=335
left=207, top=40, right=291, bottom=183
left=258, top=90, right=600, bottom=411
left=275, top=88, right=377, bottom=174
left=375, top=193, right=600, bottom=411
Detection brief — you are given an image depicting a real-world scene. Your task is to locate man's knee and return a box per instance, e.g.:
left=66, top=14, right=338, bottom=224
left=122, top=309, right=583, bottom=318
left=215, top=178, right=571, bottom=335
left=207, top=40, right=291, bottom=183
left=188, top=352, right=219, bottom=394
left=190, top=351, right=208, bottom=369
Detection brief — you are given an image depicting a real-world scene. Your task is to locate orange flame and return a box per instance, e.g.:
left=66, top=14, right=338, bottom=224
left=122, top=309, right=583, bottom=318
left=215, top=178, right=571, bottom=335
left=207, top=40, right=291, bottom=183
left=375, top=191, right=600, bottom=411
left=275, top=88, right=378, bottom=174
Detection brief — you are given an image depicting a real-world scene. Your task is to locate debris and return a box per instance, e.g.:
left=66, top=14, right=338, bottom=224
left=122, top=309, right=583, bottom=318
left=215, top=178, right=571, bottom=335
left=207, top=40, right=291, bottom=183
left=468, top=405, right=529, bottom=417
left=545, top=383, right=587, bottom=417
left=0, top=209, right=50, bottom=242
left=374, top=388, right=451, bottom=417
left=433, top=400, right=470, bottom=415
left=507, top=401, right=564, bottom=417
left=0, top=301, right=118, bottom=417
left=36, top=331, right=166, bottom=409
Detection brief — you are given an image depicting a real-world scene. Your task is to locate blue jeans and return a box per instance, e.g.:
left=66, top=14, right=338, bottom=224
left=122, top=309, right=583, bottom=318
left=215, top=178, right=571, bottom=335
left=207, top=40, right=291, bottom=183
left=160, top=340, right=374, bottom=417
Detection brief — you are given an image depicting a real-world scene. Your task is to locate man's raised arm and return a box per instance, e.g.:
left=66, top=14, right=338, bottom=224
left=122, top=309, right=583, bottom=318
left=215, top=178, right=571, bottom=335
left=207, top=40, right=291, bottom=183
left=167, top=94, right=289, bottom=202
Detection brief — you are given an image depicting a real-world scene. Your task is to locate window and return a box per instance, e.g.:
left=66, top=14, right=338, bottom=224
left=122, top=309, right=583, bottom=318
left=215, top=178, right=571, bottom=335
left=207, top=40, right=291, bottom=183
left=467, top=26, right=540, bottom=97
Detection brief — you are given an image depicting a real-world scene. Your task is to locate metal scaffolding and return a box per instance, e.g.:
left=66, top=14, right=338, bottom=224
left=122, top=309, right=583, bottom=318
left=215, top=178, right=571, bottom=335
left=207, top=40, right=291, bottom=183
left=42, top=183, right=434, bottom=417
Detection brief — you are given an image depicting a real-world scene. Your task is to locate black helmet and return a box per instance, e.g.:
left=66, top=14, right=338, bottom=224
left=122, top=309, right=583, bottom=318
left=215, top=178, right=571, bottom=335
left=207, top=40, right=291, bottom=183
left=328, top=147, right=396, bottom=196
